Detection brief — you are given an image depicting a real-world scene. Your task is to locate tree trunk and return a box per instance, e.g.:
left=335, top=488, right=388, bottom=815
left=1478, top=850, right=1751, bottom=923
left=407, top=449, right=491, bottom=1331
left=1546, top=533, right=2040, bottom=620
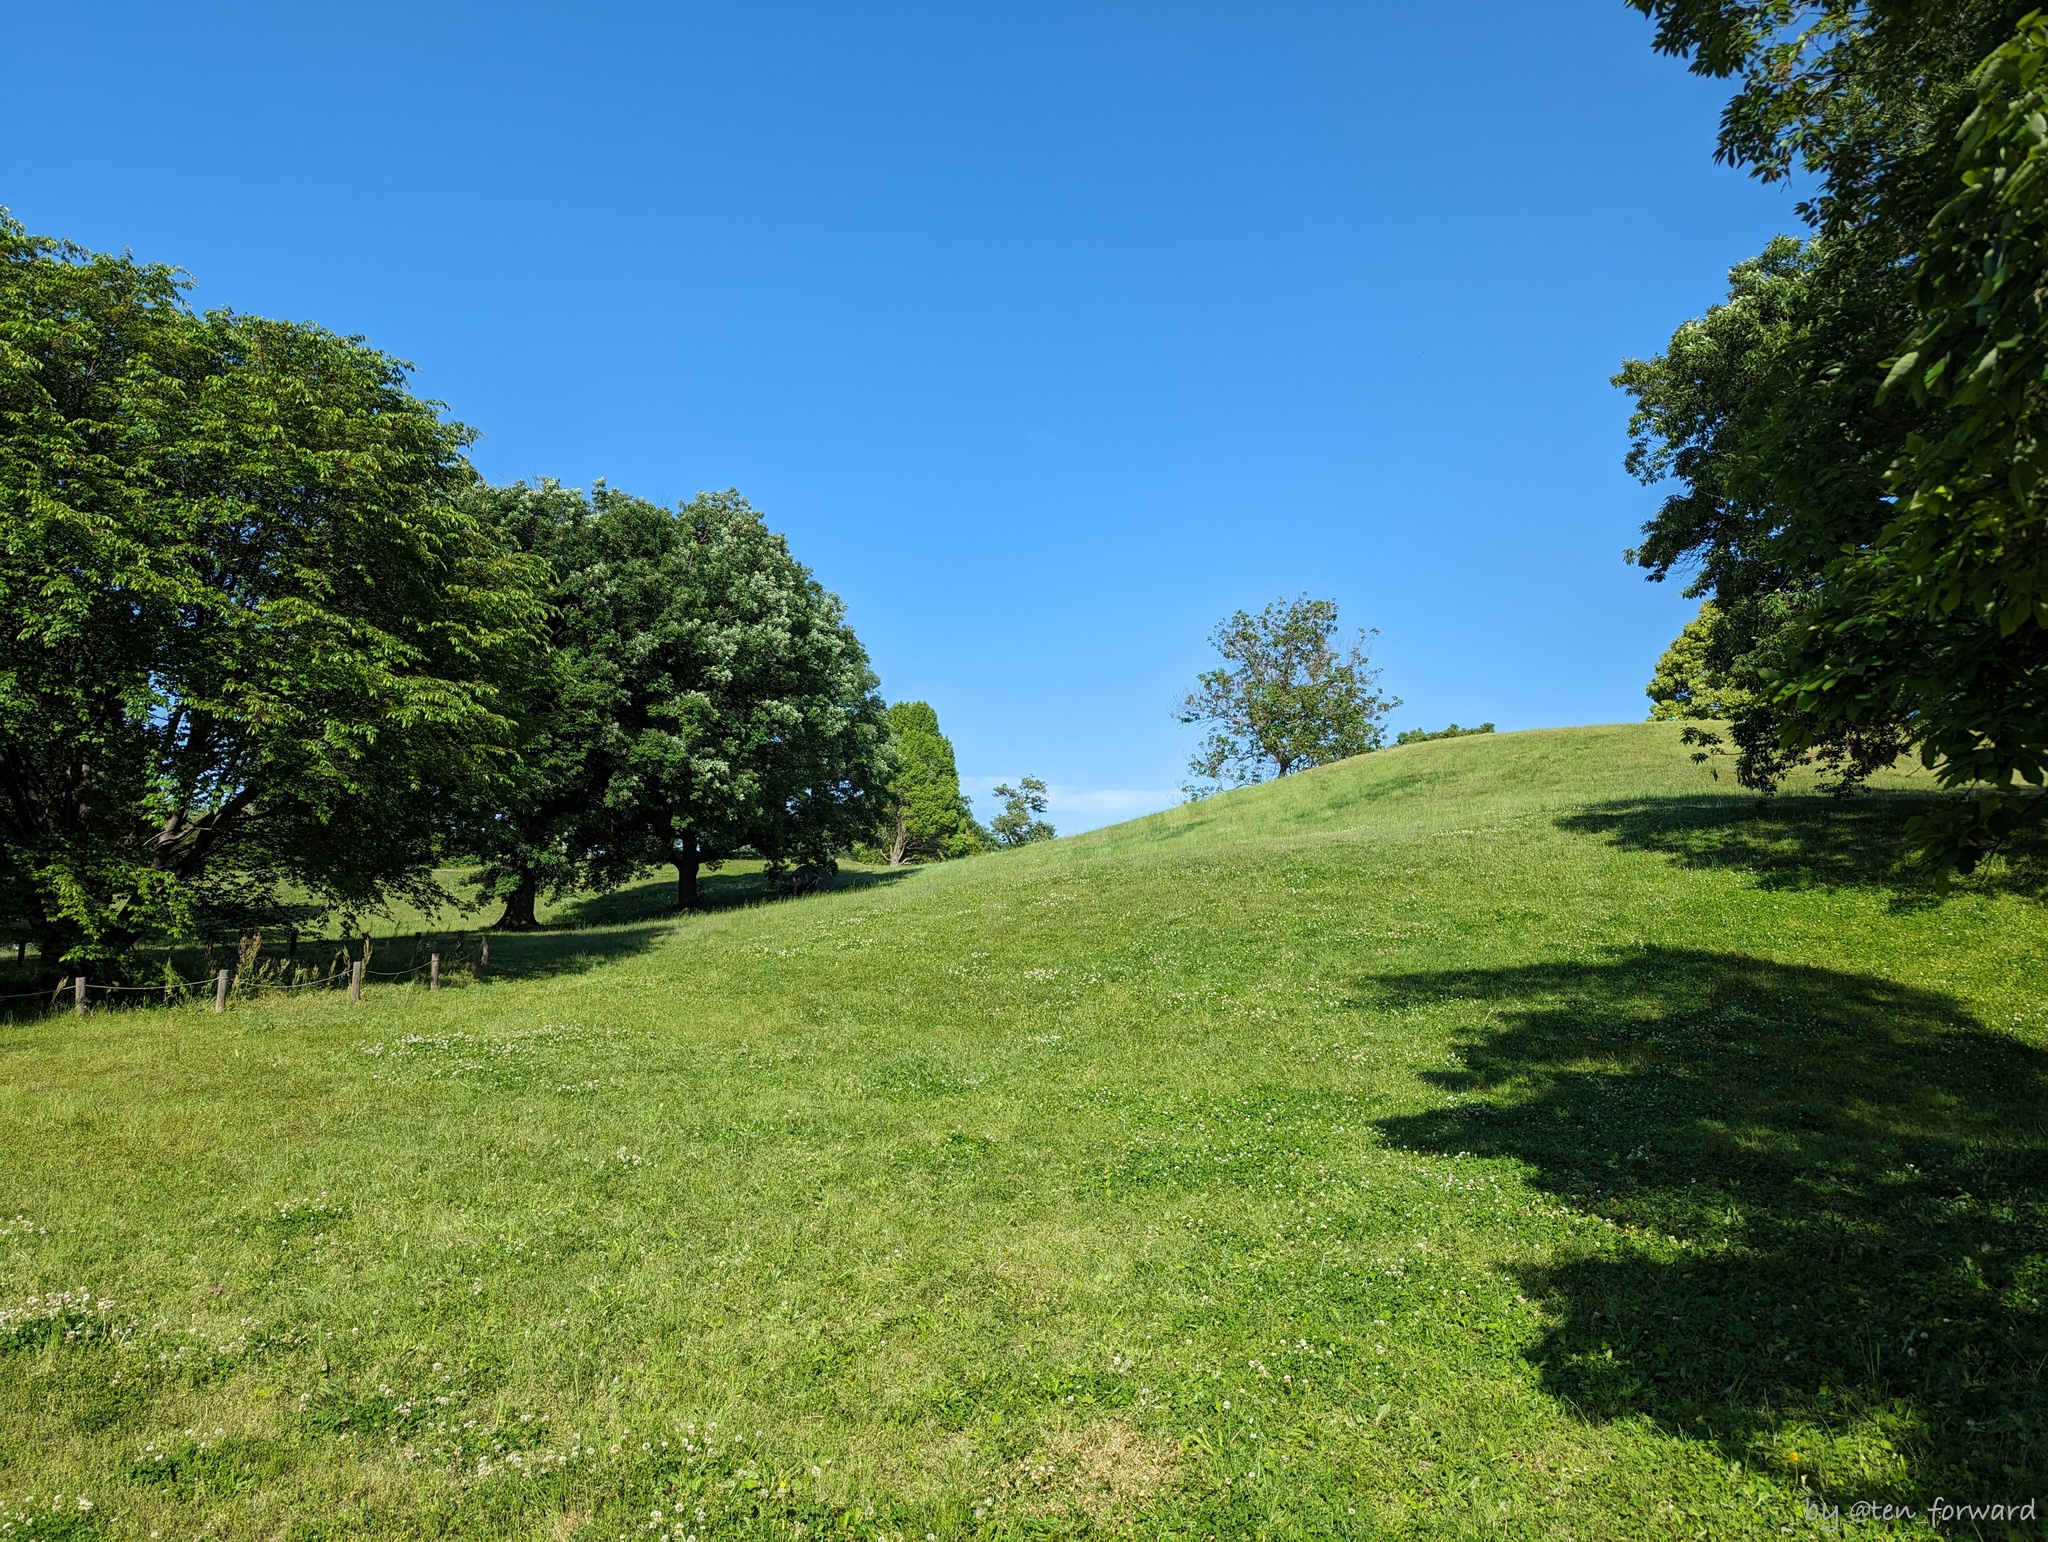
left=888, top=809, right=909, bottom=867
left=496, top=875, right=539, bottom=930
left=676, top=839, right=701, bottom=910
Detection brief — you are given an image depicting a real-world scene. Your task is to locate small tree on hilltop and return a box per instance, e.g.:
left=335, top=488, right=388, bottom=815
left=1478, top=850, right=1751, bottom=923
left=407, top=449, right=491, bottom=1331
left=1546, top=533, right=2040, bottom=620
left=1179, top=595, right=1398, bottom=790
left=989, top=777, right=1055, bottom=847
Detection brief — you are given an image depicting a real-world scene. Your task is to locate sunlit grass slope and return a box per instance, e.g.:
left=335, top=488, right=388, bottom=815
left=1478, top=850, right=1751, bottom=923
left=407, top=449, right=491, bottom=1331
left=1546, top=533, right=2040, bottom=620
left=3, top=724, right=2044, bottom=1540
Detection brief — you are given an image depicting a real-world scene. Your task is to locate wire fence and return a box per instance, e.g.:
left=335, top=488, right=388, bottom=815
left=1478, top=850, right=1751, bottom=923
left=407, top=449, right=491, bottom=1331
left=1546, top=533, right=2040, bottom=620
left=0, top=936, right=489, bottom=1018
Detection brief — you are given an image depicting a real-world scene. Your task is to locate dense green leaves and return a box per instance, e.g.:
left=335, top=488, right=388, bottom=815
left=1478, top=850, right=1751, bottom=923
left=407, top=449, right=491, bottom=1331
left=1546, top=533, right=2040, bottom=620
left=451, top=479, right=651, bottom=927
left=876, top=701, right=984, bottom=865
left=633, top=490, right=891, bottom=903
left=464, top=482, right=891, bottom=911
left=1625, top=1, right=2029, bottom=228
left=1394, top=722, right=1495, bottom=745
left=0, top=214, right=544, bottom=961
left=1620, top=4, right=2048, bottom=872
left=0, top=210, right=897, bottom=959
left=1644, top=603, right=1752, bottom=721
left=1860, top=16, right=2048, bottom=858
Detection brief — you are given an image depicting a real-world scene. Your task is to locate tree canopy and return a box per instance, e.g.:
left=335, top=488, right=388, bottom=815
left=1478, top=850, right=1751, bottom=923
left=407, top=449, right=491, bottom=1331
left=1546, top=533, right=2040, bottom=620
left=878, top=701, right=984, bottom=865
left=1619, top=3, right=2048, bottom=872
left=1395, top=722, right=1496, bottom=746
left=989, top=777, right=1055, bottom=848
left=0, top=212, right=901, bottom=961
left=466, top=482, right=891, bottom=911
left=451, top=479, right=659, bottom=927
left=1179, top=596, right=1397, bottom=790
left=606, top=489, right=890, bottom=907
left=1644, top=603, right=1752, bottom=722
left=0, top=214, right=544, bottom=962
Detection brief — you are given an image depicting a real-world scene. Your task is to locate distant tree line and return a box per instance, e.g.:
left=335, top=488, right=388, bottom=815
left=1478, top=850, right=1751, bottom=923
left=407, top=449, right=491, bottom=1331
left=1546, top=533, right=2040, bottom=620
left=1622, top=2, right=2048, bottom=875
left=0, top=215, right=1032, bottom=968
left=1396, top=722, right=1493, bottom=746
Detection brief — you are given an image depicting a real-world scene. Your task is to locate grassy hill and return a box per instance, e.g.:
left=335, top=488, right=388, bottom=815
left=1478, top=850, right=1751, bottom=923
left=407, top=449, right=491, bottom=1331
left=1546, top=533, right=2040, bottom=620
left=3, top=724, right=2043, bottom=1539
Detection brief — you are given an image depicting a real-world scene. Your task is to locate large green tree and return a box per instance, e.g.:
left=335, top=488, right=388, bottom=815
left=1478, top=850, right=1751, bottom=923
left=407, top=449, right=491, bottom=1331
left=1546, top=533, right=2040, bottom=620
left=1620, top=1, right=2048, bottom=871
left=0, top=215, right=544, bottom=963
left=878, top=701, right=983, bottom=865
left=457, top=483, right=890, bottom=914
left=1178, top=595, right=1397, bottom=790
left=451, top=479, right=654, bottom=928
left=613, top=490, right=889, bottom=908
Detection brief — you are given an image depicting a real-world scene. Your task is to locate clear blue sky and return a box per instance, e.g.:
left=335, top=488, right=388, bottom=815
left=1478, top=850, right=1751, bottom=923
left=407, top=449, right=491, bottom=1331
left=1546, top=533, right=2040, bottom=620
left=2, top=2, right=1796, bottom=831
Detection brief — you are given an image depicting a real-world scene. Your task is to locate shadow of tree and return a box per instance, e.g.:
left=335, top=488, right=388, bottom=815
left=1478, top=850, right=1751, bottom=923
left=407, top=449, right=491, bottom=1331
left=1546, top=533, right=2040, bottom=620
left=19, top=868, right=924, bottom=1009
left=469, top=922, right=676, bottom=982
left=1370, top=948, right=2048, bottom=1501
left=1555, top=792, right=1968, bottom=897
left=543, top=864, right=912, bottom=929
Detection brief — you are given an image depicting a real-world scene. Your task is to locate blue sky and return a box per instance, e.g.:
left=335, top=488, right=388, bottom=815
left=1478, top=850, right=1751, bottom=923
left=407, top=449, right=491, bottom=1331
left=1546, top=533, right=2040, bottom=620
left=2, top=2, right=1797, bottom=831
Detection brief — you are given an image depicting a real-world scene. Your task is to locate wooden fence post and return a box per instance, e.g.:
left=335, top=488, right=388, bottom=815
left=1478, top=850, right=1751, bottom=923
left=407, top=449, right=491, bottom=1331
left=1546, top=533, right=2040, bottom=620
left=74, top=975, right=86, bottom=1017
left=213, top=969, right=229, bottom=1013
left=429, top=953, right=440, bottom=992
left=478, top=938, right=488, bottom=978
left=349, top=960, right=363, bottom=1002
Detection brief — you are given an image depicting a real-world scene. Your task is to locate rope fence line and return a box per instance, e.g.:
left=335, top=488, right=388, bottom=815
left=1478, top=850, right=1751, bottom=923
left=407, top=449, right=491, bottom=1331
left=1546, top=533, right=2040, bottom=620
left=0, top=936, right=489, bottom=1017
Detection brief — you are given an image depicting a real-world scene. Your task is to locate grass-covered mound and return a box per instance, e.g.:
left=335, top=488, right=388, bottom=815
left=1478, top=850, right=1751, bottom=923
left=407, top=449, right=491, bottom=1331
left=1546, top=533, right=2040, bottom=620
left=2, top=724, right=2043, bottom=1539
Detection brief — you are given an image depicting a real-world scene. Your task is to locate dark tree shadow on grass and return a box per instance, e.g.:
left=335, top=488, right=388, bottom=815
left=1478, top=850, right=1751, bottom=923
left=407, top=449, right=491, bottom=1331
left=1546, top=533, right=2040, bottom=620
left=356, top=866, right=917, bottom=984
left=542, top=864, right=912, bottom=929
left=1558, top=791, right=2048, bottom=905
left=1370, top=948, right=2048, bottom=1501
left=4, top=868, right=922, bottom=1010
left=464, top=922, right=676, bottom=983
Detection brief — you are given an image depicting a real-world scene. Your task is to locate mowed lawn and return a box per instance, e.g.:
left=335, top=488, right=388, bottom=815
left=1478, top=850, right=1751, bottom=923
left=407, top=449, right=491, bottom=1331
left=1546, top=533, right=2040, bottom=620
left=2, top=724, right=2044, bottom=1540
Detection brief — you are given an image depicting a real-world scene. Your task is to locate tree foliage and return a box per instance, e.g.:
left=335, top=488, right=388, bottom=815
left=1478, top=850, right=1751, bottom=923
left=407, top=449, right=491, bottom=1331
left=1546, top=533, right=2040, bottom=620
left=988, top=777, right=1055, bottom=848
left=1868, top=14, right=2048, bottom=860
left=0, top=214, right=544, bottom=962
left=1619, top=2, right=2048, bottom=872
left=1179, top=596, right=1397, bottom=790
left=451, top=480, right=659, bottom=927
left=1395, top=722, right=1496, bottom=745
left=878, top=701, right=983, bottom=865
left=554, top=488, right=890, bottom=908
left=1645, top=603, right=1753, bottom=721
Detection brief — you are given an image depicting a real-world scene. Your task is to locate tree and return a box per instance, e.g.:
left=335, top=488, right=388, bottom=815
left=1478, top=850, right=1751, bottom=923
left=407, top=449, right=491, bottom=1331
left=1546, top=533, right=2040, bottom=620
left=1618, top=3, right=2048, bottom=872
left=1178, top=595, right=1398, bottom=789
left=451, top=479, right=654, bottom=928
left=453, top=482, right=890, bottom=917
left=620, top=490, right=890, bottom=908
left=1644, top=603, right=1752, bottom=721
left=878, top=701, right=984, bottom=865
left=1859, top=16, right=2048, bottom=863
left=1395, top=722, right=1495, bottom=745
left=989, top=777, right=1055, bottom=847
left=0, top=214, right=545, bottom=964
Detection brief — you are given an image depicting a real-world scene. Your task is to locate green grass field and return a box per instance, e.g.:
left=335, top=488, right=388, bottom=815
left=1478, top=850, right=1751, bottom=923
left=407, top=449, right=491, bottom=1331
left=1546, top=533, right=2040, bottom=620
left=3, top=724, right=2044, bottom=1540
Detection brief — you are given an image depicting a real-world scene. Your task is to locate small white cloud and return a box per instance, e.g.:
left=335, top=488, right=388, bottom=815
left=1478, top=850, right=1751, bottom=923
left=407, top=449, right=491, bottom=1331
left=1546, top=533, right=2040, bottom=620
left=962, top=777, right=1180, bottom=832
left=1043, top=786, right=1180, bottom=816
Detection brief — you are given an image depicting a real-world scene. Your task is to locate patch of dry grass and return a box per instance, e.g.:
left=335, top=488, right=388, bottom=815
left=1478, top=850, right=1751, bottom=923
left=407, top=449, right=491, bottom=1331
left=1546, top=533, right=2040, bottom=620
left=1003, top=1419, right=1177, bottom=1527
